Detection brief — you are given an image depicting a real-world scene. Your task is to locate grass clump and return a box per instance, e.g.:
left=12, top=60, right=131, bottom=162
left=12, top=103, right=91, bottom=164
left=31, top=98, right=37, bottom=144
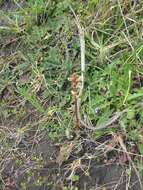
left=0, top=0, right=143, bottom=141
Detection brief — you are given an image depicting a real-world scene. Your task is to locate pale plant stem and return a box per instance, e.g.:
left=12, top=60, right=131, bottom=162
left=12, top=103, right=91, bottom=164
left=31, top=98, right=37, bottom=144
left=70, top=6, right=85, bottom=96
left=70, top=7, right=129, bottom=131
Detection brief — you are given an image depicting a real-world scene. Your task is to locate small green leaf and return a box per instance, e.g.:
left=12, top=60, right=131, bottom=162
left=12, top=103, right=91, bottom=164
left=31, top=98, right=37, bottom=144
left=138, top=144, right=143, bottom=155
left=72, top=175, right=79, bottom=182
left=127, top=89, right=143, bottom=101
left=127, top=109, right=135, bottom=119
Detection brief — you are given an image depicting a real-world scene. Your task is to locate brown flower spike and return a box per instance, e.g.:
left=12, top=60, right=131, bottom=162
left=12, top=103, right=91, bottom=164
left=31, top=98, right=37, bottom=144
left=69, top=73, right=81, bottom=128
